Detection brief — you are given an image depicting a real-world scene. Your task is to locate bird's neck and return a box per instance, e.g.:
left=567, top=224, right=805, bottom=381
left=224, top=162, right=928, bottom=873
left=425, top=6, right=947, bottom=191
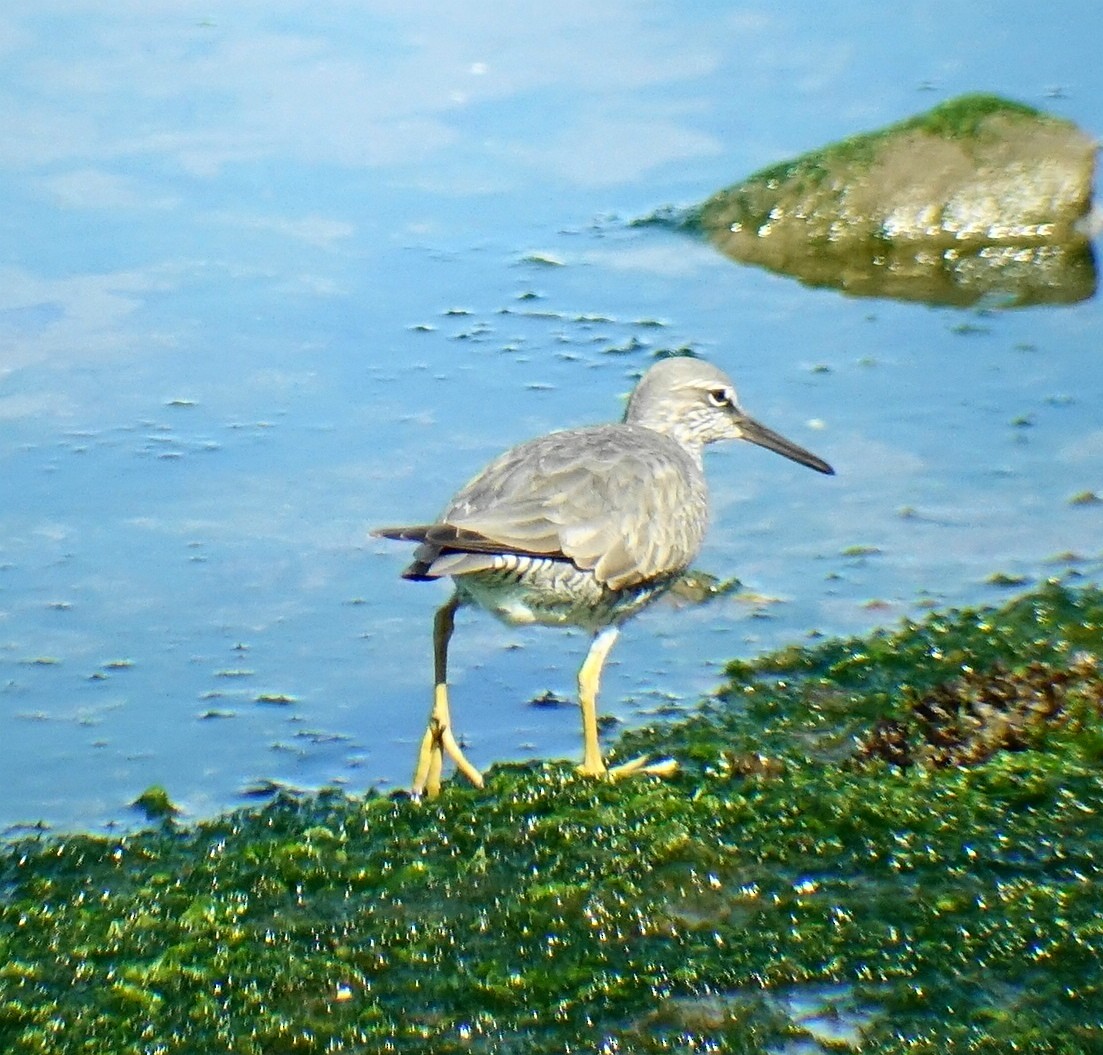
left=626, top=413, right=707, bottom=467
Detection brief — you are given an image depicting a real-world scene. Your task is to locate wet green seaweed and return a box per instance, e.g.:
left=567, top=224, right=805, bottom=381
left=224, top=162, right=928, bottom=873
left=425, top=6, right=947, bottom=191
left=3, top=582, right=1102, bottom=1053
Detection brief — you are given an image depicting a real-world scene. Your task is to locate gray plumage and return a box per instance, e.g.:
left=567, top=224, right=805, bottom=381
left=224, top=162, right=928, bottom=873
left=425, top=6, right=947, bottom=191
left=393, top=420, right=704, bottom=589
left=377, top=355, right=831, bottom=625
left=374, top=354, right=833, bottom=795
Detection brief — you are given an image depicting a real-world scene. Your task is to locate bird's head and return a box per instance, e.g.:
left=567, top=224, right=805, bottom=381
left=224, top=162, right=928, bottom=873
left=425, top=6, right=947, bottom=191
left=625, top=355, right=834, bottom=475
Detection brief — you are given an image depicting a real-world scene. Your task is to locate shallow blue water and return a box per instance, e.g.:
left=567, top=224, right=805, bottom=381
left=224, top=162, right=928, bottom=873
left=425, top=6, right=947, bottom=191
left=2, top=2, right=1102, bottom=831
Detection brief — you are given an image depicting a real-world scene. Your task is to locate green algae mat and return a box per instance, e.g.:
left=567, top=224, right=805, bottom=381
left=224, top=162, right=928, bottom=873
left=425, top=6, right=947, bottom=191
left=3, top=582, right=1102, bottom=1053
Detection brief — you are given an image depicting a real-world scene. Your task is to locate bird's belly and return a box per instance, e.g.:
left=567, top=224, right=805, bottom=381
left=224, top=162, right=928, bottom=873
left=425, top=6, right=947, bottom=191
left=454, top=557, right=676, bottom=632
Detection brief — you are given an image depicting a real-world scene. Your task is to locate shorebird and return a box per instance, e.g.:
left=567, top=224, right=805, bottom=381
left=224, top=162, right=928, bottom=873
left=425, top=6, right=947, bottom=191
left=375, top=355, right=833, bottom=797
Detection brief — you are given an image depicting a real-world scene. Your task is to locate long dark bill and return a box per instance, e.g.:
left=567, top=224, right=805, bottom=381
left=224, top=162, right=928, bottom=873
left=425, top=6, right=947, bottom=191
left=738, top=415, right=834, bottom=475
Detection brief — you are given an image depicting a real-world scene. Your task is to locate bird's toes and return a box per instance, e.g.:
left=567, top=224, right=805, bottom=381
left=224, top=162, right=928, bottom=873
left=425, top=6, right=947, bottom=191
left=575, top=759, right=610, bottom=780
left=608, top=754, right=679, bottom=781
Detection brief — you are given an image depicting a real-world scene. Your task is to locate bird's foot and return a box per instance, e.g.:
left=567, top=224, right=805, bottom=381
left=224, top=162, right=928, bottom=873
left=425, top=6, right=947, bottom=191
left=576, top=754, right=679, bottom=783
left=609, top=754, right=679, bottom=780
left=411, top=717, right=484, bottom=800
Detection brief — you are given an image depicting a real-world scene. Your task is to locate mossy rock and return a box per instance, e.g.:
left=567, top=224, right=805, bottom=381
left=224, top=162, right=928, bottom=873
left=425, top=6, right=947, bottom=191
left=2, top=581, right=1103, bottom=1053
left=686, top=94, right=1098, bottom=306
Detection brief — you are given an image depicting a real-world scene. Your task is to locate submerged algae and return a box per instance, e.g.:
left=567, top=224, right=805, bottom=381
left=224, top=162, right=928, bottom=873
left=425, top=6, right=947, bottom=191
left=2, top=582, right=1102, bottom=1053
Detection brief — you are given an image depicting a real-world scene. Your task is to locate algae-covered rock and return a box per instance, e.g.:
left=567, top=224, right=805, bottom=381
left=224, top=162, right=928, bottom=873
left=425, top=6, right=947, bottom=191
left=3, top=582, right=1103, bottom=1053
left=130, top=784, right=181, bottom=822
left=690, top=94, right=1098, bottom=306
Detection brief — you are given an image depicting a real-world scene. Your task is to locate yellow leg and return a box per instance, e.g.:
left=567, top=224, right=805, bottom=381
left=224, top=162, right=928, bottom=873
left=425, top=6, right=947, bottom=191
left=576, top=625, right=679, bottom=784
left=576, top=627, right=619, bottom=777
left=411, top=595, right=485, bottom=799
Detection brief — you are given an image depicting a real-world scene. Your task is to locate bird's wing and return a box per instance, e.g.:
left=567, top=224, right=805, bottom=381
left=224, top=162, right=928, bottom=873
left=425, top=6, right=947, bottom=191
left=412, top=425, right=709, bottom=588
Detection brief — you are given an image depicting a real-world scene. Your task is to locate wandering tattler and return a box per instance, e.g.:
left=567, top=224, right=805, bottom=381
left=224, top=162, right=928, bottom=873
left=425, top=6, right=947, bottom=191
left=375, top=355, right=833, bottom=797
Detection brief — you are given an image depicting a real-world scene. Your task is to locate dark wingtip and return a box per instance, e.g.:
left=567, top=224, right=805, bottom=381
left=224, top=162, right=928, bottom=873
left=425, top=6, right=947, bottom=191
left=373, top=525, right=432, bottom=542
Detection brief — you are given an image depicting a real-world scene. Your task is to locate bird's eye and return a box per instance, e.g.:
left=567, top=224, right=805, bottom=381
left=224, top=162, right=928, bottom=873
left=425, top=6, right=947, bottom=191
left=707, top=388, right=731, bottom=408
